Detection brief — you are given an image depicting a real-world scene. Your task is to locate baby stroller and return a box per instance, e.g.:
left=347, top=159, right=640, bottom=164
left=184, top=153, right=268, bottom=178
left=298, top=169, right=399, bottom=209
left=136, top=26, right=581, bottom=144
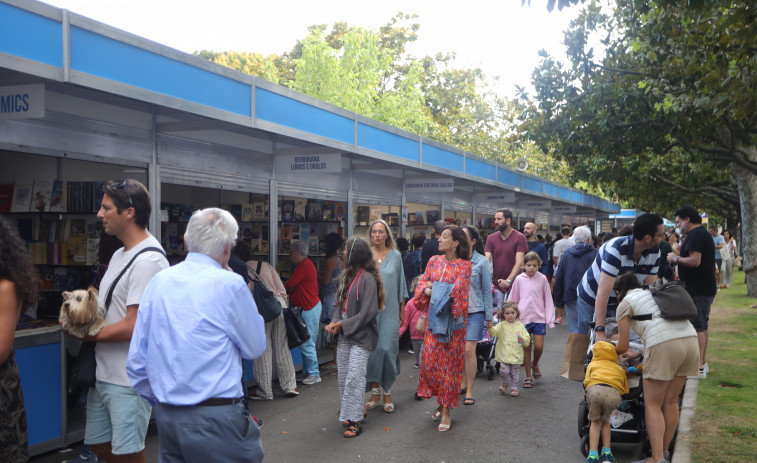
left=476, top=285, right=505, bottom=380
left=578, top=319, right=651, bottom=460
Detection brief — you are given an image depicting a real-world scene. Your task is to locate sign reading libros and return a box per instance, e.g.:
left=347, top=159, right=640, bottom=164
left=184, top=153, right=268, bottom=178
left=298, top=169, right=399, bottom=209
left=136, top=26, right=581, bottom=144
left=275, top=153, right=341, bottom=174
left=0, top=84, right=44, bottom=120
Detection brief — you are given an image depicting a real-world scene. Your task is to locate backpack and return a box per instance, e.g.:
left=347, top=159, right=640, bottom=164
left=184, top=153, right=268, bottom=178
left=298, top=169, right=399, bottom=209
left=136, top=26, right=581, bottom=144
left=633, top=280, right=698, bottom=321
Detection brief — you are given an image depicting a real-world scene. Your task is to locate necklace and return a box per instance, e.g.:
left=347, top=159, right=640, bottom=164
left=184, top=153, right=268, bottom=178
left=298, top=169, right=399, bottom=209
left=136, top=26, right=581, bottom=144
left=374, top=248, right=389, bottom=264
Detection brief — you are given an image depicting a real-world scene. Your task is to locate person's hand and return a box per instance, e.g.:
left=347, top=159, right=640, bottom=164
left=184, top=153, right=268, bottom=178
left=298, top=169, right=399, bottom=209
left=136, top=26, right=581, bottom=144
left=486, top=320, right=493, bottom=330
left=332, top=321, right=343, bottom=334
left=666, top=252, right=678, bottom=264
left=425, top=282, right=433, bottom=290
left=595, top=331, right=607, bottom=342
left=497, top=279, right=508, bottom=291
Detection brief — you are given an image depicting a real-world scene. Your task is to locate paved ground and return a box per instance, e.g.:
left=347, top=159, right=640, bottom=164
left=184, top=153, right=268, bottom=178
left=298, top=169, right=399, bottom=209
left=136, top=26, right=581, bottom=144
left=33, top=323, right=647, bottom=463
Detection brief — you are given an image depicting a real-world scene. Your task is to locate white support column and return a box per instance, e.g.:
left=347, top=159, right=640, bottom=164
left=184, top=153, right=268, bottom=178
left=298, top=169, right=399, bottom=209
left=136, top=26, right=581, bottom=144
left=270, top=137, right=278, bottom=268
left=149, top=106, right=160, bottom=239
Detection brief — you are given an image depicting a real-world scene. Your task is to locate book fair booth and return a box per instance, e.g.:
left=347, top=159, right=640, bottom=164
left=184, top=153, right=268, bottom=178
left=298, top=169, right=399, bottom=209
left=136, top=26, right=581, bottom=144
left=0, top=0, right=619, bottom=455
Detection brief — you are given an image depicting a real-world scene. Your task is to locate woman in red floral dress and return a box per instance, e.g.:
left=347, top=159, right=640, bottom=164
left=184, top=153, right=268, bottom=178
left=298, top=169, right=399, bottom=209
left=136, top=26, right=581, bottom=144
left=414, top=226, right=472, bottom=432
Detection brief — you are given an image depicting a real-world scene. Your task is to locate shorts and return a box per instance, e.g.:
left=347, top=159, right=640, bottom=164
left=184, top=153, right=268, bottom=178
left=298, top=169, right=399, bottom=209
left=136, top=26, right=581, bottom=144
left=690, top=295, right=715, bottom=332
left=585, top=384, right=621, bottom=422
left=85, top=380, right=152, bottom=454
left=643, top=337, right=700, bottom=381
left=466, top=312, right=485, bottom=341
left=524, top=322, right=546, bottom=337
left=714, top=258, right=722, bottom=270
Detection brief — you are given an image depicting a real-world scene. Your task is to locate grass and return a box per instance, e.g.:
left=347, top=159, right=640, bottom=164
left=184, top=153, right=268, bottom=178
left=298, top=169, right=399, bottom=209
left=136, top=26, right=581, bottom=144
left=691, top=270, right=757, bottom=463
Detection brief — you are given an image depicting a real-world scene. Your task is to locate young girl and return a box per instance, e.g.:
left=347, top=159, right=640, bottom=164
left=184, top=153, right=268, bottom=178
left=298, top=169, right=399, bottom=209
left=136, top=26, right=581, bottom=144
left=507, top=251, right=555, bottom=388
left=487, top=301, right=531, bottom=396
left=326, top=237, right=385, bottom=438
left=399, top=276, right=424, bottom=369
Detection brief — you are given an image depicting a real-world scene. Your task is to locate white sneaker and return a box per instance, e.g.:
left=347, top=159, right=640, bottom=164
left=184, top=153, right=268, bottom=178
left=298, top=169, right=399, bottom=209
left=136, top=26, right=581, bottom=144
left=408, top=349, right=415, bottom=354
left=698, top=368, right=707, bottom=379
left=703, top=363, right=709, bottom=373
left=302, top=375, right=321, bottom=385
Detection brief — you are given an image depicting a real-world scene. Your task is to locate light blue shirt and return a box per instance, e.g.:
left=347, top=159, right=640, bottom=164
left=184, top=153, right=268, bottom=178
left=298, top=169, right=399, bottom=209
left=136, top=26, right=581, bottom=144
left=127, top=252, right=266, bottom=405
left=712, top=234, right=724, bottom=259
left=468, top=251, right=493, bottom=320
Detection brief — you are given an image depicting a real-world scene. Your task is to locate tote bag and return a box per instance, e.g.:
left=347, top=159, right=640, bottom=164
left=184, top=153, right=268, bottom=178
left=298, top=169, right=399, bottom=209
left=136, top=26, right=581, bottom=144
left=283, top=306, right=310, bottom=349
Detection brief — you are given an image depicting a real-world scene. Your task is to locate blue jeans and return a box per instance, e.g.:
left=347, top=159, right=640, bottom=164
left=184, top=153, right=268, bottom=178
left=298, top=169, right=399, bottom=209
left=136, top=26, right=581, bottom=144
left=299, top=302, right=322, bottom=377
left=565, top=300, right=579, bottom=334
left=577, top=298, right=616, bottom=336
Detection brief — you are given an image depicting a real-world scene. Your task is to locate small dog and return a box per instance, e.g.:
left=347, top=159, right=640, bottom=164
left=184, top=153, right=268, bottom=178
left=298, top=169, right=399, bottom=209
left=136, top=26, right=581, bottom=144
left=60, top=287, right=106, bottom=338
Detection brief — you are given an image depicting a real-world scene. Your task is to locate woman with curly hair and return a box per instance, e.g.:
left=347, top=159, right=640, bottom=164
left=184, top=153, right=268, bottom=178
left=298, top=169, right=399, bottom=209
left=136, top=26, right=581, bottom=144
left=0, top=216, right=40, bottom=462
left=326, top=236, right=384, bottom=437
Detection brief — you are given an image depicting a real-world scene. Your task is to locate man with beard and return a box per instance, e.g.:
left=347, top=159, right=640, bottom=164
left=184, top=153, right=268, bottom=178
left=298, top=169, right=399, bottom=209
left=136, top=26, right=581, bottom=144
left=485, top=209, right=528, bottom=309
left=523, top=222, right=548, bottom=275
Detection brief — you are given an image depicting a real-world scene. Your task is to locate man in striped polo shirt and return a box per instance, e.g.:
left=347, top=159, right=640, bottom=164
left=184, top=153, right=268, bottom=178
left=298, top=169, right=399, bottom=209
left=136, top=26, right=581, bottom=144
left=577, top=213, right=664, bottom=341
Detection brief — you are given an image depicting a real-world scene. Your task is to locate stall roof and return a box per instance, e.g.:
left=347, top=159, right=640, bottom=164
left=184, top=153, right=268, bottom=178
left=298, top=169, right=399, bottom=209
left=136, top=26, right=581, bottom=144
left=0, top=0, right=619, bottom=214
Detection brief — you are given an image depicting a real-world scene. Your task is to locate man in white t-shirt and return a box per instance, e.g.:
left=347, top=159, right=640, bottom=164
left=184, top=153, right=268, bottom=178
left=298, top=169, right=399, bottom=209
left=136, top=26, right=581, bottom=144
left=551, top=226, right=574, bottom=273
left=79, top=180, right=168, bottom=463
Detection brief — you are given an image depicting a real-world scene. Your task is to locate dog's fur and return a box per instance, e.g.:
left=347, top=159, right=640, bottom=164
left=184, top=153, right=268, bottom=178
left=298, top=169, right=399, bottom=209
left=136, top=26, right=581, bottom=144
left=60, top=287, right=106, bottom=338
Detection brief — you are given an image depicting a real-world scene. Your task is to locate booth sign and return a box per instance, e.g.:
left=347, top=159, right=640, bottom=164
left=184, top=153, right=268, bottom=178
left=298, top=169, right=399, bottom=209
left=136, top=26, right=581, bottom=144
left=404, top=178, right=454, bottom=193
left=275, top=153, right=342, bottom=174
left=0, top=84, right=44, bottom=120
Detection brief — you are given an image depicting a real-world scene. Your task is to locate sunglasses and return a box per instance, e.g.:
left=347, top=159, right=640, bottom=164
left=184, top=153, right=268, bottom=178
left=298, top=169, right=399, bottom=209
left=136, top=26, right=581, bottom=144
left=115, top=180, right=134, bottom=207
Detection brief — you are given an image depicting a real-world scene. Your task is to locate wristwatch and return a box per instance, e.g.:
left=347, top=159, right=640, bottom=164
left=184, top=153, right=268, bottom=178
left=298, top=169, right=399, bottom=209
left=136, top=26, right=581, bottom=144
left=595, top=326, right=605, bottom=332
left=506, top=278, right=512, bottom=284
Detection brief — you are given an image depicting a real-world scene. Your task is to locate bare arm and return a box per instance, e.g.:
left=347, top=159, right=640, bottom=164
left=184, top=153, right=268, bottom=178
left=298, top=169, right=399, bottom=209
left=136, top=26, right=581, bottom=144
left=0, top=280, right=20, bottom=364
left=614, top=315, right=630, bottom=355
left=667, top=250, right=702, bottom=268
left=643, top=273, right=658, bottom=285
left=593, top=272, right=616, bottom=341
left=506, top=251, right=526, bottom=284
left=87, top=305, right=139, bottom=343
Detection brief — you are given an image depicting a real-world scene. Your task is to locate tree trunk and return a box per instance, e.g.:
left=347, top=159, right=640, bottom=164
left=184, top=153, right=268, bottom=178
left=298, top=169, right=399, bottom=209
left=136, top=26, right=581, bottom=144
left=735, top=144, right=757, bottom=296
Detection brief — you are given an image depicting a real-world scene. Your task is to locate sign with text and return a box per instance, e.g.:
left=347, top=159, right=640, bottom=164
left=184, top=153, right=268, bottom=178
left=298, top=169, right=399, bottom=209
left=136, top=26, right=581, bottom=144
left=275, top=153, right=342, bottom=174
left=552, top=205, right=577, bottom=213
left=476, top=191, right=516, bottom=204
left=518, top=199, right=551, bottom=210
left=404, top=178, right=454, bottom=193
left=0, top=84, right=44, bottom=120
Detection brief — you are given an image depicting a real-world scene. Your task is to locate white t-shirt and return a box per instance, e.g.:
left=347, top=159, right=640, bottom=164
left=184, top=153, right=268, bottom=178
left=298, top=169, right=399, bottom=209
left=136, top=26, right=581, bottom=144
left=552, top=237, right=574, bottom=268
left=96, top=234, right=169, bottom=386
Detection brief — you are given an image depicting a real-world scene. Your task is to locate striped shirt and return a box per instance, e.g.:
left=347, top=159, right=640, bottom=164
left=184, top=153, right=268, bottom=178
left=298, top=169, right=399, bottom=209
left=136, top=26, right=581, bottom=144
left=578, top=236, right=660, bottom=308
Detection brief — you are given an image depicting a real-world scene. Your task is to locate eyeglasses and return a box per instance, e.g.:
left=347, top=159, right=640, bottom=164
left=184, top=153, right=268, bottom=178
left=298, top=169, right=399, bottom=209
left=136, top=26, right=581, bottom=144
left=115, top=180, right=134, bottom=208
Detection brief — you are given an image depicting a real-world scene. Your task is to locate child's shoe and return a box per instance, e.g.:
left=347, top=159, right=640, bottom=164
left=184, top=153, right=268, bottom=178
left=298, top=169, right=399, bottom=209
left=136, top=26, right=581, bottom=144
left=499, top=384, right=508, bottom=395
left=585, top=455, right=599, bottom=463
left=600, top=450, right=616, bottom=463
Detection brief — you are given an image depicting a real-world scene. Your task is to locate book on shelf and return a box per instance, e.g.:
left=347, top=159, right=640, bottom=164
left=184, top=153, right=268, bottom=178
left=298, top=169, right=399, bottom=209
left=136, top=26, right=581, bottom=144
left=281, top=224, right=292, bottom=240
left=408, top=213, right=417, bottom=225
left=307, top=200, right=322, bottom=221
left=230, top=204, right=242, bottom=221
left=241, top=203, right=254, bottom=222
left=356, top=206, right=370, bottom=226
left=308, top=236, right=320, bottom=255
left=281, top=200, right=295, bottom=222
left=426, top=210, right=440, bottom=223
left=86, top=238, right=98, bottom=265
left=370, top=208, right=382, bottom=222
left=67, top=235, right=88, bottom=265
left=294, top=198, right=307, bottom=221
left=300, top=227, right=310, bottom=242
left=335, top=203, right=345, bottom=221
left=31, top=179, right=54, bottom=213
left=253, top=202, right=266, bottom=219
left=0, top=183, right=13, bottom=213
left=321, top=203, right=333, bottom=221
left=11, top=180, right=34, bottom=212
left=415, top=211, right=425, bottom=225
left=291, top=224, right=301, bottom=241
left=260, top=239, right=269, bottom=254
left=49, top=180, right=65, bottom=212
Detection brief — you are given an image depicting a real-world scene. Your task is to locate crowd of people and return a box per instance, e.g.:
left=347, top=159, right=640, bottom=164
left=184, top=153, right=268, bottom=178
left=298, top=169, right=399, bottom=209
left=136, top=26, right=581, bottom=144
left=0, top=183, right=742, bottom=462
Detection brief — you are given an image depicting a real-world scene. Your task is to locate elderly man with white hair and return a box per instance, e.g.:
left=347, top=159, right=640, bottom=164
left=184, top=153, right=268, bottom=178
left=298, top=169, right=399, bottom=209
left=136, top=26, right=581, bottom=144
left=552, top=226, right=596, bottom=334
left=127, top=208, right=266, bottom=462
left=284, top=240, right=323, bottom=385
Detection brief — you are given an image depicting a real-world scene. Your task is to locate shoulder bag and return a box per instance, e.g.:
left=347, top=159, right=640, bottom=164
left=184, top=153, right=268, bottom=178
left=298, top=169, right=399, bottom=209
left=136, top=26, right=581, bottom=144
left=247, top=262, right=283, bottom=323
left=283, top=306, right=310, bottom=349
left=633, top=280, right=698, bottom=322
left=69, top=247, right=165, bottom=391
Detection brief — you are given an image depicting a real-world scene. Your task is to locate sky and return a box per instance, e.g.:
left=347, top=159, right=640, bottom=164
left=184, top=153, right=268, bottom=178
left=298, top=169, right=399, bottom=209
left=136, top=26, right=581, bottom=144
left=41, top=0, right=581, bottom=98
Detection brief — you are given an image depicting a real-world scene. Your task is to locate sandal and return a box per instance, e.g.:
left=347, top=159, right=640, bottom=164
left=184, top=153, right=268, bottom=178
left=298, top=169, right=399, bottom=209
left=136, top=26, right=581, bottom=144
left=343, top=422, right=362, bottom=438
left=510, top=389, right=519, bottom=397
left=499, top=385, right=508, bottom=395
left=365, top=388, right=383, bottom=409
left=438, top=417, right=451, bottom=432
left=431, top=408, right=442, bottom=421
left=523, top=377, right=534, bottom=388
left=383, top=391, right=394, bottom=413
left=343, top=408, right=368, bottom=426
left=532, top=364, right=542, bottom=379
left=463, top=397, right=475, bottom=405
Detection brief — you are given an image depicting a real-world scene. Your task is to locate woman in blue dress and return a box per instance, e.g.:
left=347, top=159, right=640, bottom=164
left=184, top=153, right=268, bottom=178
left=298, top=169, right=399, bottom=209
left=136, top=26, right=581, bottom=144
left=364, top=219, right=408, bottom=413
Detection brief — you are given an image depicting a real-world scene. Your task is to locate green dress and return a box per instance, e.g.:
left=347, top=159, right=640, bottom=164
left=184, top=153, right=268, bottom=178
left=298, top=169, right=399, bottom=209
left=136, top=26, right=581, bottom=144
left=365, top=249, right=408, bottom=392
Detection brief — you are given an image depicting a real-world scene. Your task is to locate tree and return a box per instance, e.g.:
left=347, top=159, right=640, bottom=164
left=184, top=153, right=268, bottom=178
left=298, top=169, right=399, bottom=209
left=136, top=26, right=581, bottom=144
left=523, top=0, right=757, bottom=294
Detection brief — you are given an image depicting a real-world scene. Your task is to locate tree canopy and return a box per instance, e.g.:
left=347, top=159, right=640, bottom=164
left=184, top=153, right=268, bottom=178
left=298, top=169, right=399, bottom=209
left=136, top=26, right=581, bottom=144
left=521, top=0, right=757, bottom=294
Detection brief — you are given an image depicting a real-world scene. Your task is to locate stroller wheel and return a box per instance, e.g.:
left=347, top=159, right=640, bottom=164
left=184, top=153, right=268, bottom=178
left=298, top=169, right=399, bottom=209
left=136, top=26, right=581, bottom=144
left=578, top=399, right=589, bottom=437
left=486, top=365, right=495, bottom=380
left=476, top=356, right=483, bottom=373
left=579, top=434, right=590, bottom=457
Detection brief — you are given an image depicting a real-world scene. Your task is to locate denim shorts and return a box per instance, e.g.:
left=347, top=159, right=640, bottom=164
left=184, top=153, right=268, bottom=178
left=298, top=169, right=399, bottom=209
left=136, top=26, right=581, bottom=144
left=465, top=312, right=486, bottom=341
left=85, top=380, right=152, bottom=454
left=690, top=295, right=715, bottom=332
left=524, top=322, right=547, bottom=337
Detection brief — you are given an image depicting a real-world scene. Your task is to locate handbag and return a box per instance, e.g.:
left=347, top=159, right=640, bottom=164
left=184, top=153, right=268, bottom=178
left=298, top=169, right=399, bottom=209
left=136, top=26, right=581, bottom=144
left=69, top=246, right=165, bottom=389
left=247, top=262, right=283, bottom=323
left=283, top=306, right=310, bottom=349
left=634, top=280, right=698, bottom=321
left=416, top=315, right=427, bottom=333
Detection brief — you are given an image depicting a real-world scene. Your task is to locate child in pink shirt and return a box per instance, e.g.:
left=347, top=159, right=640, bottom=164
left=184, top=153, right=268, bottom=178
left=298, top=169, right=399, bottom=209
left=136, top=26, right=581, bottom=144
left=507, top=251, right=555, bottom=388
left=399, top=277, right=424, bottom=368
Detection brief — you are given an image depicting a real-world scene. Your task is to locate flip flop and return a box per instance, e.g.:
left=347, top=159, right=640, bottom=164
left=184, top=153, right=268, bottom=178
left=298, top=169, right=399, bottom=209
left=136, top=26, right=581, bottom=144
left=532, top=364, right=542, bottom=379
left=463, top=397, right=475, bottom=405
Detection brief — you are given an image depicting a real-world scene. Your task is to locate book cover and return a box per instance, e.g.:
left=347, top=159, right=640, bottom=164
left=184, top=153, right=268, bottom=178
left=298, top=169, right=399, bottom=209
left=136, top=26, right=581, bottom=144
left=281, top=200, right=295, bottom=222
left=308, top=236, right=320, bottom=255
left=415, top=212, right=424, bottom=225
left=426, top=210, right=440, bottom=223
left=321, top=203, right=333, bottom=221
left=281, top=224, right=292, bottom=240
left=370, top=208, right=382, bottom=222
left=0, top=183, right=14, bottom=213
left=260, top=239, right=269, bottom=254
left=300, top=227, right=310, bottom=242
left=11, top=180, right=34, bottom=212
left=31, top=179, right=54, bottom=213
left=357, top=206, right=370, bottom=226
left=69, top=219, right=86, bottom=236
left=38, top=219, right=52, bottom=242
left=408, top=212, right=418, bottom=225
left=49, top=180, right=65, bottom=212
left=335, top=202, right=345, bottom=221
left=306, top=200, right=322, bottom=221
left=86, top=237, right=99, bottom=265
left=67, top=235, right=87, bottom=264
left=291, top=224, right=301, bottom=241
left=294, top=198, right=307, bottom=221
left=253, top=202, right=266, bottom=219
left=230, top=204, right=243, bottom=221
left=241, top=203, right=254, bottom=222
